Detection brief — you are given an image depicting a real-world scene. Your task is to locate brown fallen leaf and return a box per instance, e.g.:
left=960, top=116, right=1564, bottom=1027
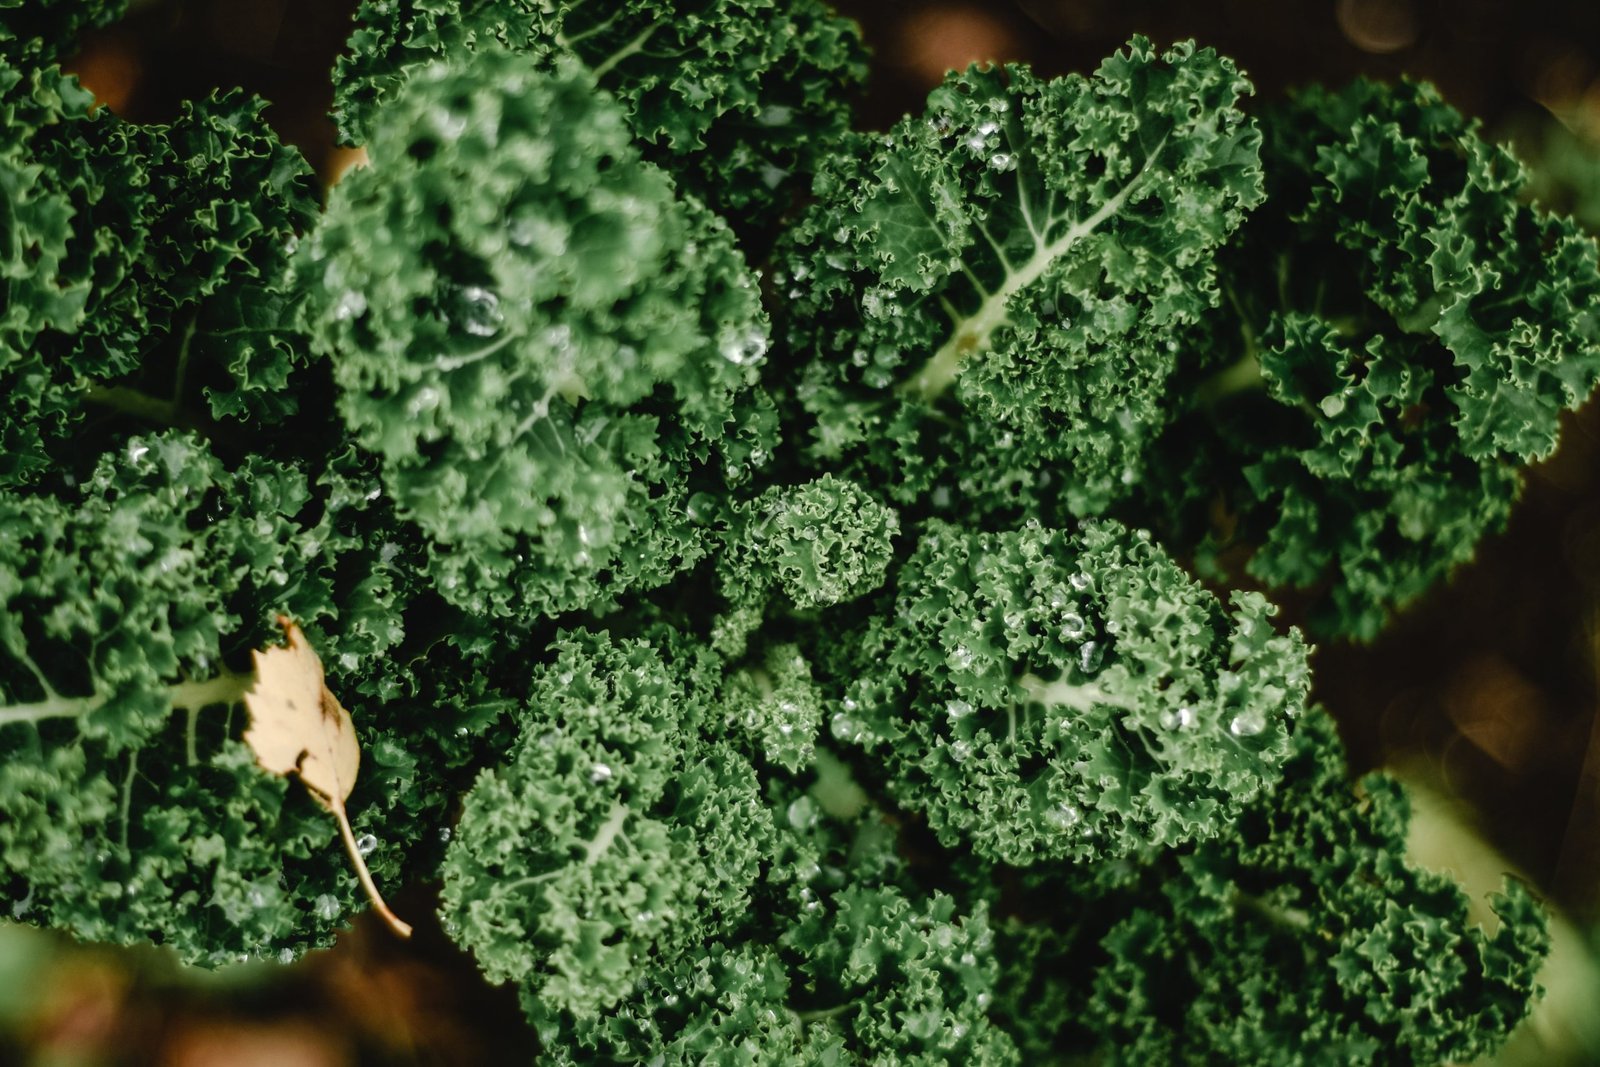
left=243, top=616, right=411, bottom=938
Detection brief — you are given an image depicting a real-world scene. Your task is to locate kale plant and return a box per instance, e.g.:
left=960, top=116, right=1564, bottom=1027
left=2, top=3, right=1592, bottom=1063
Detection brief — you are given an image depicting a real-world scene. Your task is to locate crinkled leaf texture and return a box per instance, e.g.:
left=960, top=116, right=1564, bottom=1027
left=1147, top=78, right=1600, bottom=638
left=711, top=474, right=899, bottom=656
left=440, top=629, right=769, bottom=1021
left=332, top=0, right=866, bottom=233
left=0, top=435, right=374, bottom=965
left=0, top=62, right=319, bottom=492
left=300, top=49, right=777, bottom=623
left=993, top=710, right=1548, bottom=1066
left=776, top=37, right=1263, bottom=517
left=827, top=518, right=1309, bottom=866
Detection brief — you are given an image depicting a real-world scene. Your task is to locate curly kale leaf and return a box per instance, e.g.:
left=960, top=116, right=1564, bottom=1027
left=776, top=38, right=1263, bottom=517
left=0, top=0, right=124, bottom=64
left=0, top=435, right=397, bottom=965
left=992, top=710, right=1547, bottom=1066
left=714, top=643, right=827, bottom=773
left=555, top=776, right=1017, bottom=1065
left=1147, top=78, right=1600, bottom=638
left=332, top=0, right=866, bottom=233
left=828, top=519, right=1308, bottom=866
left=440, top=628, right=770, bottom=1025
left=0, top=66, right=318, bottom=491
left=711, top=474, right=898, bottom=656
left=300, top=50, right=776, bottom=622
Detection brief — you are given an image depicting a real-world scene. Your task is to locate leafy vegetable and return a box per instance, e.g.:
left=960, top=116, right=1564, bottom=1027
left=824, top=518, right=1309, bottom=865
left=0, top=7, right=1582, bottom=1064
left=0, top=60, right=318, bottom=492
left=300, top=49, right=776, bottom=623
left=1146, top=79, right=1600, bottom=637
left=333, top=0, right=867, bottom=234
left=991, top=710, right=1547, bottom=1065
left=775, top=38, right=1263, bottom=516
left=440, top=628, right=768, bottom=1024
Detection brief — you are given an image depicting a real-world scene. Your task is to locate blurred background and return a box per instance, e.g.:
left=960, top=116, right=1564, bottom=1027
left=7, top=0, right=1600, bottom=1063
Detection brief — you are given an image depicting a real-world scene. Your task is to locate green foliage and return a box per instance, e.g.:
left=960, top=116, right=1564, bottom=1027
left=826, top=518, right=1309, bottom=866
left=0, top=0, right=124, bottom=64
left=0, top=435, right=361, bottom=964
left=332, top=0, right=866, bottom=234
left=300, top=50, right=775, bottom=622
left=1147, top=79, right=1600, bottom=637
left=440, top=628, right=768, bottom=1023
left=711, top=474, right=898, bottom=656
left=0, top=60, right=318, bottom=492
left=551, top=775, right=1019, bottom=1064
left=0, top=9, right=1583, bottom=1065
left=775, top=38, right=1263, bottom=517
left=992, top=711, right=1547, bottom=1066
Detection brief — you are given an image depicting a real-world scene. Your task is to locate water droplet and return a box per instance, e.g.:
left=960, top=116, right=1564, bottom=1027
left=438, top=827, right=453, bottom=844
left=313, top=894, right=339, bottom=922
left=989, top=152, right=1016, bottom=172
left=949, top=739, right=973, bottom=763
left=452, top=285, right=502, bottom=337
left=589, top=763, right=613, bottom=784
left=277, top=948, right=296, bottom=966
left=663, top=993, right=680, bottom=1007
left=1079, top=641, right=1104, bottom=674
left=1046, top=802, right=1082, bottom=829
left=1070, top=572, right=1091, bottom=592
left=945, top=699, right=974, bottom=723
left=127, top=441, right=150, bottom=463
left=720, top=328, right=769, bottom=366
left=333, top=289, right=367, bottom=322
left=950, top=645, right=975, bottom=672
left=830, top=712, right=862, bottom=743
left=787, top=797, right=819, bottom=831
left=406, top=385, right=442, bottom=416
left=1229, top=710, right=1266, bottom=738
left=1159, top=705, right=1197, bottom=731
left=356, top=834, right=378, bottom=856
left=1059, top=613, right=1086, bottom=640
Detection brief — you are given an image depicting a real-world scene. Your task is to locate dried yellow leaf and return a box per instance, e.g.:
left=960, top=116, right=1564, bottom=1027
left=243, top=617, right=359, bottom=806
left=243, top=616, right=411, bottom=939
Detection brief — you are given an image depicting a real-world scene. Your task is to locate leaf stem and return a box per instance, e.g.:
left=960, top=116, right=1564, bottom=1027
left=589, top=22, right=660, bottom=80
left=0, top=669, right=255, bottom=729
left=331, top=796, right=413, bottom=939
left=906, top=133, right=1171, bottom=402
